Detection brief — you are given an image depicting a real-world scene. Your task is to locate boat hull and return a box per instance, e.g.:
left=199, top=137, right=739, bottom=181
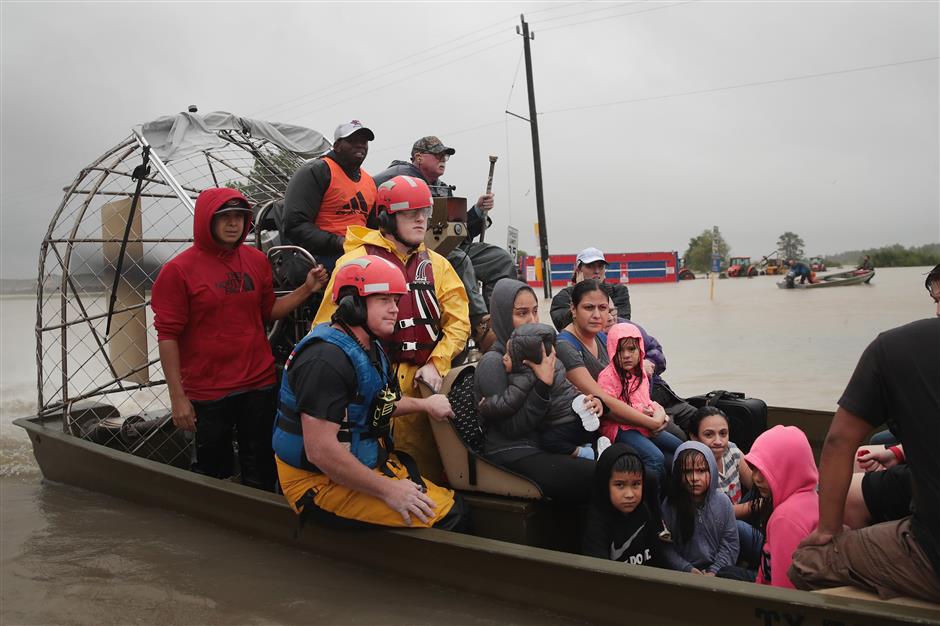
left=778, top=269, right=876, bottom=289
left=14, top=414, right=939, bottom=626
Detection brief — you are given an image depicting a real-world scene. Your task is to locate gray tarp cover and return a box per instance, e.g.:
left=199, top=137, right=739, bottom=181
left=139, top=111, right=331, bottom=162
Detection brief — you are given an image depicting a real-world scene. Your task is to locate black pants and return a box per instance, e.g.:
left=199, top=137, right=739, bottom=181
left=191, top=387, right=277, bottom=491
left=502, top=451, right=594, bottom=505
left=539, top=420, right=596, bottom=455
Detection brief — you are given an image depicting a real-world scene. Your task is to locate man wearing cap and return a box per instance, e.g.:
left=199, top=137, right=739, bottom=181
left=282, top=120, right=377, bottom=274
left=550, top=247, right=631, bottom=330
left=373, top=136, right=517, bottom=343
left=152, top=188, right=328, bottom=491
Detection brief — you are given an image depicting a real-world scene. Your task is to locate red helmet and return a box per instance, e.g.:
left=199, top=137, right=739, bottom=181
left=331, top=255, right=408, bottom=302
left=375, top=175, right=432, bottom=214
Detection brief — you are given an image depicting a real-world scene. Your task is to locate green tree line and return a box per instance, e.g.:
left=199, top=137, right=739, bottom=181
left=823, top=243, right=939, bottom=268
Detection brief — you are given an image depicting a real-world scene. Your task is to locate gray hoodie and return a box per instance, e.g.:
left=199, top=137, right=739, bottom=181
left=478, top=322, right=580, bottom=429
left=474, top=280, right=562, bottom=462
left=659, top=441, right=740, bottom=574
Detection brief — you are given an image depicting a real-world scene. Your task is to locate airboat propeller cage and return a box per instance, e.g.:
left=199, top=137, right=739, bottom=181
left=36, top=111, right=330, bottom=447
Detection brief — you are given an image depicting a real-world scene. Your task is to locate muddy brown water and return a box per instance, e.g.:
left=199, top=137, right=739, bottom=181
left=1, top=266, right=933, bottom=624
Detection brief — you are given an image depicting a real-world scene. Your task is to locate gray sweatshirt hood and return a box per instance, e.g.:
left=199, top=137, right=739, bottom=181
left=672, top=440, right=720, bottom=500
left=490, top=278, right=534, bottom=349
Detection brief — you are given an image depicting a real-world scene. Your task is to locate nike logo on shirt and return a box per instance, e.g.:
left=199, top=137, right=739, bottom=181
left=610, top=523, right=646, bottom=561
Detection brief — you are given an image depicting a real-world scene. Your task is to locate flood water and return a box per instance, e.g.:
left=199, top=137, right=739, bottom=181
left=1, top=266, right=934, bottom=624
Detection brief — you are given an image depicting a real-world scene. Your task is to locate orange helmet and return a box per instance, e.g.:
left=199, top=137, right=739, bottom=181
left=375, top=175, right=433, bottom=214
left=331, top=255, right=408, bottom=303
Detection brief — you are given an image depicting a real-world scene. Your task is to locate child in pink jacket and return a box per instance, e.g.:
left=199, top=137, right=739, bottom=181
left=744, top=425, right=820, bottom=588
left=597, top=322, right=683, bottom=483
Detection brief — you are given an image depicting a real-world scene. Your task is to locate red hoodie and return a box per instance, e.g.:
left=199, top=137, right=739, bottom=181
left=152, top=188, right=276, bottom=401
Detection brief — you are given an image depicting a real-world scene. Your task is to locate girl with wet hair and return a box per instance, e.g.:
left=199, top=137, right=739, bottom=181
left=689, top=405, right=763, bottom=567
left=660, top=442, right=739, bottom=576
left=595, top=323, right=683, bottom=484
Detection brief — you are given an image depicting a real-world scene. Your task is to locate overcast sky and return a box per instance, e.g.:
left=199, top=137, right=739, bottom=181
left=2, top=1, right=937, bottom=278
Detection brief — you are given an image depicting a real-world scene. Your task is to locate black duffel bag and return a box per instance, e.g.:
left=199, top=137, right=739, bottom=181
left=686, top=390, right=767, bottom=453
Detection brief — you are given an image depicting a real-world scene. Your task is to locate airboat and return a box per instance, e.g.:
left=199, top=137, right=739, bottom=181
left=14, top=110, right=938, bottom=626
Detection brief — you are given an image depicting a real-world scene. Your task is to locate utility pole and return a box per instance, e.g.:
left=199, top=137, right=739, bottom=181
left=515, top=14, right=552, bottom=299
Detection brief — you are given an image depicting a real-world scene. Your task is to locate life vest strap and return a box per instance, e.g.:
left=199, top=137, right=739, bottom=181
left=380, top=450, right=426, bottom=489
left=277, top=403, right=378, bottom=443
left=396, top=317, right=436, bottom=330
left=408, top=282, right=435, bottom=291
left=276, top=404, right=302, bottom=435
left=393, top=341, right=438, bottom=353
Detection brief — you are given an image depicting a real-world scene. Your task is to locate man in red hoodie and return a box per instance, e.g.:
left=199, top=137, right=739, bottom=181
left=152, top=188, right=328, bottom=491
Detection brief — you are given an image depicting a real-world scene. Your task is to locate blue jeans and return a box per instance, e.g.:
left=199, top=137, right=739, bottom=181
left=737, top=520, right=764, bottom=566
left=615, top=429, right=683, bottom=484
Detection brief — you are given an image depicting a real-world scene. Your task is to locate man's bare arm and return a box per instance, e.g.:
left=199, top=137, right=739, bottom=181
left=800, top=407, right=873, bottom=546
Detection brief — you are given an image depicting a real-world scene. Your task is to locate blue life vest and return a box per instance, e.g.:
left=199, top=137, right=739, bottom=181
left=273, top=323, right=396, bottom=471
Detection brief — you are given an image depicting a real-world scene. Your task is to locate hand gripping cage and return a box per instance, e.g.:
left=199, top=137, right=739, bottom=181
left=35, top=110, right=330, bottom=466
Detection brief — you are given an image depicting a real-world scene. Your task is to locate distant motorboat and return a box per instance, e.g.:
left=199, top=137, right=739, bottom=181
left=779, top=268, right=875, bottom=289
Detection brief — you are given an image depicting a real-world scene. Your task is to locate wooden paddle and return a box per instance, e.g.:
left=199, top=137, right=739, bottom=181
left=479, top=155, right=497, bottom=243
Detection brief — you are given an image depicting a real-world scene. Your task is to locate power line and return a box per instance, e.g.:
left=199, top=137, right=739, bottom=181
left=538, top=0, right=694, bottom=34
left=505, top=50, right=525, bottom=110
left=249, top=2, right=624, bottom=123
left=248, top=5, right=586, bottom=121
left=541, top=55, right=940, bottom=116
left=534, top=1, right=646, bottom=25
left=282, top=38, right=517, bottom=125
left=253, top=22, right=516, bottom=121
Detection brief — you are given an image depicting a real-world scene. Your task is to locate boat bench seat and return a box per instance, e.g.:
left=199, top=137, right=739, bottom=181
left=422, top=363, right=542, bottom=500
left=812, top=586, right=940, bottom=610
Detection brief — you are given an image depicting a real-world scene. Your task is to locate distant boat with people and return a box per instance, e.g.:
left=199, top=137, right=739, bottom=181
left=778, top=268, right=876, bottom=290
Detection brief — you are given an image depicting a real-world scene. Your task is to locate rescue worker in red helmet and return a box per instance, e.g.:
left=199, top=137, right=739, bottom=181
left=313, top=175, right=470, bottom=483
left=274, top=255, right=467, bottom=529
left=373, top=136, right=518, bottom=348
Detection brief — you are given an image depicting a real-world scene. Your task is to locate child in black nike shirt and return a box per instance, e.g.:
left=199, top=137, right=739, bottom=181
left=582, top=443, right=664, bottom=565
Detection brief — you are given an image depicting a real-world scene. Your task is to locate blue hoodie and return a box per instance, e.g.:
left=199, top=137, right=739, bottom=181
left=660, top=441, right=739, bottom=573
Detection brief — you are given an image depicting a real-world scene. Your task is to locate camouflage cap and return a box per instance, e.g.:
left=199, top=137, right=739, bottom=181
left=411, top=136, right=456, bottom=157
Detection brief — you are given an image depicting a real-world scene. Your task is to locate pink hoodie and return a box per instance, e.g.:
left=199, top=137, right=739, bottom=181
left=744, top=425, right=819, bottom=588
left=597, top=323, right=660, bottom=441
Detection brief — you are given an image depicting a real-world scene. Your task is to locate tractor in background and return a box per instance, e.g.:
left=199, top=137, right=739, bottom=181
left=727, top=256, right=759, bottom=277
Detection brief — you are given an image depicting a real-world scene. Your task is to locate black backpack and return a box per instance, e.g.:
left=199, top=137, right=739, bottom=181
left=446, top=366, right=485, bottom=454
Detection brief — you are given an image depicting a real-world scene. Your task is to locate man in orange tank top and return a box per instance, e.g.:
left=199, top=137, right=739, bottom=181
left=282, top=120, right=377, bottom=274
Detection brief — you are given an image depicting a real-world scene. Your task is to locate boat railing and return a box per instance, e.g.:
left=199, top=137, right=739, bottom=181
left=34, top=117, right=315, bottom=471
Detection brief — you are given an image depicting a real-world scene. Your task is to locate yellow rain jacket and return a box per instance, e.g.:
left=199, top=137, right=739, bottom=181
left=313, top=226, right=470, bottom=482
